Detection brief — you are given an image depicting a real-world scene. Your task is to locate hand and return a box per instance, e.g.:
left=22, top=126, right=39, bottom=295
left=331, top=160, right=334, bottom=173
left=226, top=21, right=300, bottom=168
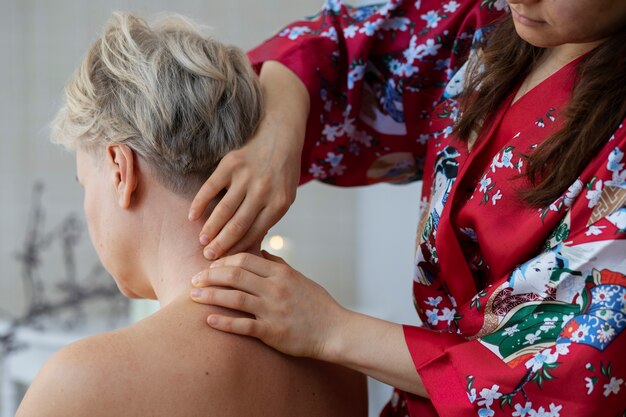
left=188, top=61, right=310, bottom=260
left=190, top=251, right=349, bottom=360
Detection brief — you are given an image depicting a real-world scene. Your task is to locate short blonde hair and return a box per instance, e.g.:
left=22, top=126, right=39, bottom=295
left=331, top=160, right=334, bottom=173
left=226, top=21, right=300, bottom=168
left=52, top=12, right=263, bottom=197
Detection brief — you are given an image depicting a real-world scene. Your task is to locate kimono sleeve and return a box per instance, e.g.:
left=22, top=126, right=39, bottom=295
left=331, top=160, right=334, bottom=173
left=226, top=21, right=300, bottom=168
left=404, top=238, right=626, bottom=416
left=402, top=134, right=626, bottom=416
left=247, top=0, right=505, bottom=186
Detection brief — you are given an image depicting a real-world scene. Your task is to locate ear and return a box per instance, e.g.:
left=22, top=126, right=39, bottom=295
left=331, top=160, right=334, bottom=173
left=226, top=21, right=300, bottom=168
left=106, top=144, right=138, bottom=208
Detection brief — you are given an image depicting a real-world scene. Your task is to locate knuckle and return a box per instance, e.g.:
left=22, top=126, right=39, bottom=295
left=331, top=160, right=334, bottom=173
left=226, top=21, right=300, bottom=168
left=225, top=150, right=245, bottom=168
left=215, top=200, right=236, bottom=216
left=275, top=192, right=293, bottom=211
left=255, top=181, right=272, bottom=196
left=226, top=218, right=248, bottom=235
left=234, top=291, right=248, bottom=308
left=230, top=253, right=249, bottom=268
left=241, top=320, right=255, bottom=335
left=226, top=267, right=242, bottom=283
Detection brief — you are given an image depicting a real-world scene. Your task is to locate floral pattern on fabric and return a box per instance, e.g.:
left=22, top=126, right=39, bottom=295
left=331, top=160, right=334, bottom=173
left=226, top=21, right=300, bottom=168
left=248, top=1, right=626, bottom=416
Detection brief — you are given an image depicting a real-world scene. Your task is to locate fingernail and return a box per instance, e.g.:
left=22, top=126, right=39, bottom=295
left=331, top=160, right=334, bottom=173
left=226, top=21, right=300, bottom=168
left=204, top=248, right=216, bottom=260
left=191, top=289, right=203, bottom=298
left=199, top=234, right=209, bottom=245
left=208, top=316, right=219, bottom=326
left=191, top=273, right=201, bottom=286
left=188, top=209, right=197, bottom=220
left=209, top=259, right=222, bottom=268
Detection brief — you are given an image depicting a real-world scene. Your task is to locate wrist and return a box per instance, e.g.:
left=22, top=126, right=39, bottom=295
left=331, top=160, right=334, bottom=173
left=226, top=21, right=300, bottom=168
left=318, top=304, right=356, bottom=364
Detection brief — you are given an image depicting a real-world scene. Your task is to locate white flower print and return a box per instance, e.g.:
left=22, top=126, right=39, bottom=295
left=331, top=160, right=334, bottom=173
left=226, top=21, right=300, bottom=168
left=585, top=179, right=603, bottom=209
left=512, top=402, right=533, bottom=417
left=477, top=384, right=502, bottom=407
left=359, top=19, right=381, bottom=36
left=467, top=387, right=477, bottom=403
left=524, top=349, right=557, bottom=372
left=560, top=314, right=574, bottom=328
left=417, top=133, right=430, bottom=145
left=493, top=0, right=509, bottom=11
left=528, top=407, right=550, bottom=417
left=607, top=147, right=625, bottom=174
left=479, top=176, right=492, bottom=193
left=539, top=316, right=559, bottom=332
left=443, top=0, right=461, bottom=13
left=491, top=189, right=502, bottom=205
left=285, top=26, right=312, bottom=40
left=522, top=330, right=542, bottom=346
left=425, top=308, right=439, bottom=325
left=401, top=62, right=419, bottom=77
left=322, top=124, right=342, bottom=142
left=500, top=149, right=514, bottom=169
left=592, top=286, right=614, bottom=304
left=547, top=403, right=563, bottom=417
left=584, top=376, right=595, bottom=395
left=347, top=64, right=366, bottom=89
left=420, top=10, right=441, bottom=29
left=438, top=307, right=455, bottom=325
left=323, top=0, right=341, bottom=13
left=554, top=342, right=570, bottom=356
left=425, top=296, right=442, bottom=306
left=329, top=164, right=346, bottom=176
left=388, top=58, right=403, bottom=75
left=309, top=164, right=327, bottom=179
left=344, top=25, right=358, bottom=39
left=596, top=323, right=616, bottom=344
left=420, top=38, right=441, bottom=57
left=502, top=324, right=519, bottom=337
left=325, top=152, right=343, bottom=167
left=603, top=376, right=623, bottom=397
left=585, top=225, right=606, bottom=236
left=478, top=408, right=494, bottom=417
left=563, top=179, right=583, bottom=208
left=570, top=323, right=590, bottom=342
left=321, top=27, right=338, bottom=43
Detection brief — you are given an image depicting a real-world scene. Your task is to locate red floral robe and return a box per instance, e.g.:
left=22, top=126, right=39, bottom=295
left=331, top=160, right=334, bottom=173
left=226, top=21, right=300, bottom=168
left=248, top=1, right=626, bottom=416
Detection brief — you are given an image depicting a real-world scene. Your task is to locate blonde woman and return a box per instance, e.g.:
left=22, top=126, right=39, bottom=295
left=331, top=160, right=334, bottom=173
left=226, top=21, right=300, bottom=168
left=15, top=13, right=366, bottom=417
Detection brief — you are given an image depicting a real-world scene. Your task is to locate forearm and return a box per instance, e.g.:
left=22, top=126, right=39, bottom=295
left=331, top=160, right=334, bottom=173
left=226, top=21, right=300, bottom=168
left=323, top=309, right=429, bottom=398
left=258, top=61, right=310, bottom=161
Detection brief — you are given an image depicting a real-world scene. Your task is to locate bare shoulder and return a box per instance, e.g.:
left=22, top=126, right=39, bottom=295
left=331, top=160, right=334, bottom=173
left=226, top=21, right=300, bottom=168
left=15, top=329, right=137, bottom=417
left=16, top=297, right=367, bottom=417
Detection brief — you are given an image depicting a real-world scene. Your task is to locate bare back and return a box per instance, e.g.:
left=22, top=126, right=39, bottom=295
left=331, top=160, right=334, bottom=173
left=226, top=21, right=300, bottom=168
left=16, top=295, right=367, bottom=417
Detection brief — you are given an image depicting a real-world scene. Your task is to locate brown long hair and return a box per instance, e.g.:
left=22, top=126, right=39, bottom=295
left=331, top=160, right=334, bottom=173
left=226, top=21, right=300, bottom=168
left=455, top=16, right=626, bottom=207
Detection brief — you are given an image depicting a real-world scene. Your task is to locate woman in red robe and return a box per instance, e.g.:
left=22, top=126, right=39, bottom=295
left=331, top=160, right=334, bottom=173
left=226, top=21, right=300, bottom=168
left=189, top=1, right=626, bottom=415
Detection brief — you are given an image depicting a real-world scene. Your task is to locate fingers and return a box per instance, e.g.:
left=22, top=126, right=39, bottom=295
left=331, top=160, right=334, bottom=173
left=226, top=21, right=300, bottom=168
left=191, top=266, right=264, bottom=295
left=202, top=196, right=265, bottom=259
left=207, top=315, right=265, bottom=339
left=199, top=187, right=248, bottom=254
left=224, top=208, right=280, bottom=256
left=190, top=287, right=260, bottom=315
left=189, top=161, right=231, bottom=221
left=209, top=253, right=277, bottom=277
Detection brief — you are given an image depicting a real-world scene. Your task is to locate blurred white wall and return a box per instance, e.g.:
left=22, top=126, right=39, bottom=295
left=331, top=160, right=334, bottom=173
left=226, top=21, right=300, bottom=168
left=0, top=1, right=424, bottom=416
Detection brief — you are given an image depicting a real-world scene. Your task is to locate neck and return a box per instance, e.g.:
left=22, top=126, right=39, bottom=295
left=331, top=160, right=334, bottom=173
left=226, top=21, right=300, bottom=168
left=118, top=173, right=217, bottom=307
left=544, top=40, right=603, bottom=67
left=145, top=193, right=212, bottom=307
